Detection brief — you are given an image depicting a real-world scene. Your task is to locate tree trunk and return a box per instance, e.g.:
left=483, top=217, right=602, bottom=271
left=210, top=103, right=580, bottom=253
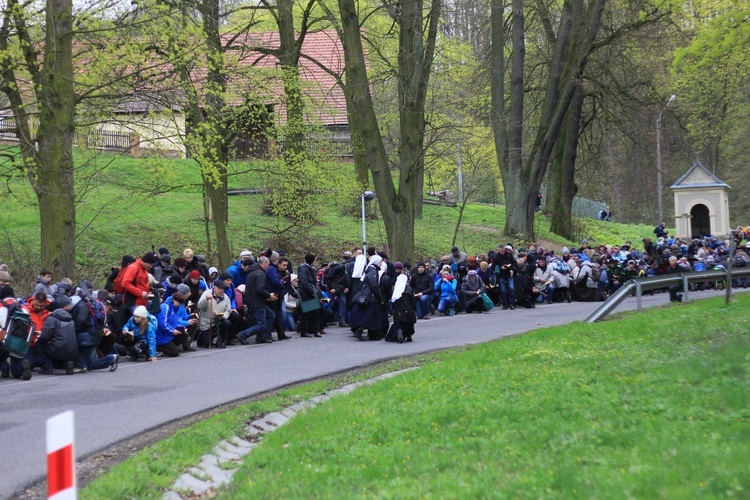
left=338, top=0, right=415, bottom=262
left=36, top=0, right=76, bottom=278
left=549, top=83, right=583, bottom=239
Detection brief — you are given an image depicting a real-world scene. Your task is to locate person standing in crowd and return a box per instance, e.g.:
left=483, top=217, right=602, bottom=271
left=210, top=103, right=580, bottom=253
left=297, top=253, right=322, bottom=338
left=493, top=245, right=516, bottom=310
left=121, top=252, right=158, bottom=312
left=325, top=256, right=349, bottom=327
left=266, top=256, right=291, bottom=340
left=386, top=271, right=417, bottom=343
left=32, top=268, right=54, bottom=297
left=350, top=255, right=385, bottom=341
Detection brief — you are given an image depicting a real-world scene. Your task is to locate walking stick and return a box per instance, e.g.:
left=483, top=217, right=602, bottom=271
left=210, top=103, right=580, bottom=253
left=208, top=297, right=213, bottom=349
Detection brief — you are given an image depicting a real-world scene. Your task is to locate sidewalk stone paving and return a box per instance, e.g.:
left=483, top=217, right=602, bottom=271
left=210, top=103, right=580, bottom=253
left=165, top=367, right=418, bottom=498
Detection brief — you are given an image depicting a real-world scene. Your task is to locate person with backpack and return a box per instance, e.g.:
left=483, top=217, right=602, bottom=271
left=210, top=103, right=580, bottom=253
left=0, top=286, right=33, bottom=380
left=571, top=260, right=602, bottom=302
left=34, top=295, right=78, bottom=375
left=550, top=256, right=572, bottom=303
left=70, top=282, right=118, bottom=373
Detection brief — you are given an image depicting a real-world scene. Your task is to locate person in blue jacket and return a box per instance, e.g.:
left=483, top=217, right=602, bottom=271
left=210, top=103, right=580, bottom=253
left=434, top=266, right=458, bottom=316
left=155, top=292, right=196, bottom=356
left=122, top=305, right=158, bottom=362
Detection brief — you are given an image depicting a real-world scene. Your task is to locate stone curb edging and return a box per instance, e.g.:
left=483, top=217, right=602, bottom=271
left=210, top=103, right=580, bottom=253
left=164, top=367, right=419, bottom=498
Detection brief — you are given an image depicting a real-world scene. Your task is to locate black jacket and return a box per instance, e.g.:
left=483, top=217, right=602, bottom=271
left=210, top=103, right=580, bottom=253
left=297, top=263, right=318, bottom=301
left=244, top=263, right=271, bottom=309
left=410, top=271, right=433, bottom=296
left=324, top=263, right=347, bottom=294
left=39, top=308, right=78, bottom=359
left=493, top=251, right=516, bottom=278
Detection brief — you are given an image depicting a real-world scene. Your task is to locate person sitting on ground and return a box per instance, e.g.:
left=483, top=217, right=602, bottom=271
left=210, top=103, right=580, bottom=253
left=34, top=295, right=78, bottom=374
left=410, top=262, right=434, bottom=320
left=196, top=280, right=232, bottom=348
left=621, top=260, right=641, bottom=282
left=386, top=272, right=417, bottom=343
left=461, top=270, right=486, bottom=313
left=533, top=257, right=554, bottom=304
left=121, top=305, right=158, bottom=362
left=32, top=268, right=54, bottom=298
left=434, top=265, right=458, bottom=316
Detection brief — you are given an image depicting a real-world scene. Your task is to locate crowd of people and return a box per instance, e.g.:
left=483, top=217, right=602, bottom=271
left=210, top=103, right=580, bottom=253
left=1, top=223, right=748, bottom=381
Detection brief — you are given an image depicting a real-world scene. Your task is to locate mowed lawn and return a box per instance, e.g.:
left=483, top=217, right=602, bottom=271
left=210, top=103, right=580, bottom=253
left=221, top=295, right=750, bottom=498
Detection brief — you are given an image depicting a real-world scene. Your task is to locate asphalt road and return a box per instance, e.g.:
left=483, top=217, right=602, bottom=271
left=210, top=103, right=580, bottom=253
left=0, top=290, right=735, bottom=496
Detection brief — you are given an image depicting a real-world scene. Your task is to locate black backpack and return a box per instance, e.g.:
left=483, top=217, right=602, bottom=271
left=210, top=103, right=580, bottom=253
left=1, top=298, right=33, bottom=358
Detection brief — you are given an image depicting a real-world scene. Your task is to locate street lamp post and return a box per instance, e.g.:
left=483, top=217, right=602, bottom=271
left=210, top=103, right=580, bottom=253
left=361, top=190, right=375, bottom=253
left=656, top=94, right=676, bottom=223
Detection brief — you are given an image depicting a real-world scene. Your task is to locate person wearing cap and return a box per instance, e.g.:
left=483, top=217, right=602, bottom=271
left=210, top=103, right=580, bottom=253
left=183, top=269, right=207, bottom=308
left=152, top=254, right=171, bottom=282
left=196, top=280, right=232, bottom=347
left=325, top=257, right=349, bottom=327
left=121, top=252, right=159, bottom=311
left=492, top=245, right=517, bottom=310
left=0, top=269, right=11, bottom=286
left=237, top=256, right=278, bottom=344
left=34, top=295, right=79, bottom=374
left=122, top=305, right=158, bottom=361
left=32, top=268, right=54, bottom=297
left=410, top=262, right=434, bottom=319
left=266, top=256, right=291, bottom=340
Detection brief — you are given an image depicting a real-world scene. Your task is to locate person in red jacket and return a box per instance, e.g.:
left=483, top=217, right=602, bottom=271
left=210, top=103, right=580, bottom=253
left=122, top=252, right=158, bottom=311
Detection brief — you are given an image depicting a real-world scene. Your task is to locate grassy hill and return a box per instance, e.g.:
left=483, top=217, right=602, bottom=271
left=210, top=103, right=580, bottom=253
left=0, top=148, right=657, bottom=292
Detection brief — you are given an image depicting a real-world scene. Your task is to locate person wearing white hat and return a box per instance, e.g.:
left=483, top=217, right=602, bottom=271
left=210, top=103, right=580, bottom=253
left=121, top=305, right=158, bottom=362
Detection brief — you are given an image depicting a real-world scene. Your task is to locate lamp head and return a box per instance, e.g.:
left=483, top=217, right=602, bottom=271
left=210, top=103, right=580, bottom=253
left=362, top=190, right=376, bottom=201
left=667, top=95, right=676, bottom=105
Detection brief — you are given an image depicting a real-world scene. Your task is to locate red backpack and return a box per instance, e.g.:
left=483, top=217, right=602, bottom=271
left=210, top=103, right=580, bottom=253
left=113, top=265, right=130, bottom=294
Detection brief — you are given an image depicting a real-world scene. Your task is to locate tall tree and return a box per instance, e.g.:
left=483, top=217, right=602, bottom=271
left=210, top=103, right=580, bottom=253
left=336, top=0, right=440, bottom=262
left=0, top=0, right=76, bottom=278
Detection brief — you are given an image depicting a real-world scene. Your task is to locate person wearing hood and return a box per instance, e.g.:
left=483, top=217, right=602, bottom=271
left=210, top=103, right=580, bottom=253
left=207, top=267, right=220, bottom=289
left=434, top=265, right=458, bottom=316
left=122, top=305, right=158, bottom=361
left=349, top=255, right=386, bottom=340
left=226, top=256, right=253, bottom=289
left=461, top=270, right=486, bottom=313
left=34, top=295, right=78, bottom=374
left=386, top=272, right=417, bottom=343
left=550, top=256, right=572, bottom=303
left=155, top=290, right=196, bottom=356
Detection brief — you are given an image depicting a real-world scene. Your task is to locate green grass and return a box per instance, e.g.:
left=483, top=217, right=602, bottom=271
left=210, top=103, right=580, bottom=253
left=218, top=295, right=750, bottom=498
left=0, top=146, right=659, bottom=291
left=79, top=357, right=430, bottom=498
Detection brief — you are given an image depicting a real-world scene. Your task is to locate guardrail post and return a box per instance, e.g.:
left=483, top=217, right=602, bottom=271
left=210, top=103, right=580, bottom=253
left=682, top=275, right=689, bottom=303
left=636, top=281, right=642, bottom=312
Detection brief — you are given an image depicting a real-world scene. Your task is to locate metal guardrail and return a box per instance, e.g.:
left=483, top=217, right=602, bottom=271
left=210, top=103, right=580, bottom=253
left=584, top=267, right=750, bottom=323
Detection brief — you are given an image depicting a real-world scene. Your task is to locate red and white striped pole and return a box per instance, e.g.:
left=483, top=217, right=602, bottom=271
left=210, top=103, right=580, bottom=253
left=46, top=411, right=76, bottom=499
